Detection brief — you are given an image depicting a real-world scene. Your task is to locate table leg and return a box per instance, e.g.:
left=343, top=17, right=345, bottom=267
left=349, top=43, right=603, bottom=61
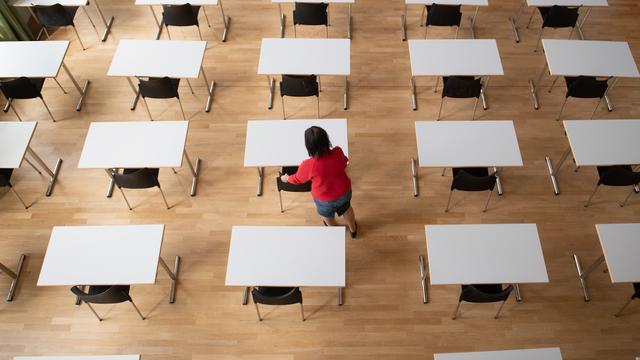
left=0, top=256, right=25, bottom=302
left=575, top=7, right=591, bottom=40
left=149, top=6, right=165, bottom=40
left=267, top=76, right=275, bottom=109
left=545, top=146, right=571, bottom=196
left=256, top=167, right=264, bottom=196
left=347, top=4, right=352, bottom=39
left=104, top=169, right=116, bottom=198
left=513, top=283, right=522, bottom=302
left=418, top=255, right=428, bottom=304
left=528, top=63, right=548, bottom=110
left=278, top=4, right=286, bottom=38
left=338, top=287, right=344, bottom=306
left=201, top=66, right=216, bottom=113
left=3, top=98, right=11, bottom=113
left=493, top=166, right=503, bottom=196
left=126, top=77, right=141, bottom=110
left=468, top=6, right=479, bottom=39
left=74, top=285, right=85, bottom=305
left=343, top=76, right=349, bottom=110
left=480, top=76, right=490, bottom=110
left=411, top=158, right=419, bottom=197
left=603, top=77, right=618, bottom=112
left=184, top=150, right=201, bottom=196
left=218, top=0, right=231, bottom=42
left=401, top=4, right=408, bottom=42
left=410, top=76, right=417, bottom=111
left=508, top=0, right=526, bottom=43
left=61, top=62, right=89, bottom=111
left=573, top=253, right=604, bottom=302
left=26, top=147, right=61, bottom=197
left=159, top=256, right=180, bottom=304
left=242, top=286, right=250, bottom=305
left=93, top=0, right=114, bottom=41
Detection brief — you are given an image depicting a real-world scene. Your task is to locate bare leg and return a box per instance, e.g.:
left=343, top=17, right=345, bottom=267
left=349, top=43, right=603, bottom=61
left=341, top=207, right=356, bottom=233
left=321, top=215, right=338, bottom=226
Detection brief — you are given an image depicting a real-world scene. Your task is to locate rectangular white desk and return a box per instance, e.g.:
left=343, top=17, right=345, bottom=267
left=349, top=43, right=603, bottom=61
left=273, top=0, right=353, bottom=39
left=401, top=0, right=488, bottom=41
left=435, top=348, right=563, bottom=360
left=108, top=39, right=214, bottom=112
left=408, top=39, right=503, bottom=111
left=529, top=40, right=639, bottom=110
left=244, top=118, right=348, bottom=196
left=226, top=226, right=346, bottom=305
left=258, top=38, right=351, bottom=111
left=135, top=0, right=230, bottom=42
left=39, top=224, right=180, bottom=303
left=573, top=224, right=640, bottom=302
left=411, top=120, right=523, bottom=197
left=78, top=121, right=201, bottom=197
left=0, top=122, right=62, bottom=197
left=545, top=119, right=640, bottom=195
left=0, top=41, right=89, bottom=112
left=419, top=224, right=549, bottom=303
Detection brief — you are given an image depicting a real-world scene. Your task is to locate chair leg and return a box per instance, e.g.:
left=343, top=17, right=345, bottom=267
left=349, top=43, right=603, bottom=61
left=118, top=187, right=133, bottom=210
left=620, top=187, right=636, bottom=207
left=158, top=186, right=170, bottom=209
left=141, top=97, right=153, bottom=120
left=452, top=301, right=462, bottom=320
left=317, top=95, right=320, bottom=118
left=177, top=98, right=187, bottom=120
left=81, top=6, right=100, bottom=38
left=548, top=76, right=559, bottom=93
left=557, top=97, right=568, bottom=121
left=437, top=97, right=445, bottom=120
left=420, top=6, right=426, bottom=27
left=568, top=25, right=575, bottom=40
left=614, top=297, right=635, bottom=317
left=186, top=79, right=195, bottom=94
left=202, top=6, right=211, bottom=27
left=9, top=186, right=29, bottom=209
left=129, top=300, right=146, bottom=320
left=534, top=28, right=543, bottom=52
left=71, top=25, right=86, bottom=51
left=53, top=77, right=67, bottom=94
left=278, top=190, right=284, bottom=213
left=424, top=25, right=428, bottom=39
left=483, top=189, right=493, bottom=212
left=325, top=24, right=328, bottom=38
left=281, top=95, right=286, bottom=119
left=197, top=25, right=203, bottom=41
left=165, top=24, right=172, bottom=40
left=299, top=303, right=305, bottom=321
left=494, top=300, right=507, bottom=319
left=294, top=24, right=296, bottom=38
left=254, top=301, right=263, bottom=321
left=584, top=184, right=600, bottom=207
left=454, top=25, right=460, bottom=39
left=590, top=97, right=604, bottom=119
left=39, top=97, right=56, bottom=122
left=525, top=7, right=536, bottom=28
left=445, top=189, right=453, bottom=212
left=24, top=158, right=42, bottom=175
left=472, top=97, right=479, bottom=120
left=9, top=103, right=22, bottom=121
left=85, top=303, right=103, bottom=321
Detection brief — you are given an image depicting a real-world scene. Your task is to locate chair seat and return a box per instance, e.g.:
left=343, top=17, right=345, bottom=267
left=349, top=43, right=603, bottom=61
left=596, top=165, right=640, bottom=186
left=442, top=76, right=482, bottom=99
left=162, top=4, right=200, bottom=27
left=0, top=169, right=14, bottom=187
left=88, top=285, right=131, bottom=296
left=426, top=4, right=462, bottom=27
left=114, top=168, right=161, bottom=189
left=564, top=76, right=609, bottom=99
left=280, top=75, right=319, bottom=97
left=633, top=283, right=640, bottom=298
left=452, top=167, right=489, bottom=178
left=538, top=5, right=579, bottom=28
left=252, top=286, right=302, bottom=306
left=0, top=77, right=45, bottom=100
left=139, top=77, right=181, bottom=99
left=293, top=3, right=328, bottom=26
left=460, top=284, right=512, bottom=303
left=35, top=5, right=79, bottom=27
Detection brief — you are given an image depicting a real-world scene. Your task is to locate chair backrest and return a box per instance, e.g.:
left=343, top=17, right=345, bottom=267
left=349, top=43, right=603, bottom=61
left=70, top=285, right=132, bottom=304
left=252, top=287, right=303, bottom=306
left=426, top=4, right=462, bottom=27
left=451, top=168, right=496, bottom=192
left=277, top=167, right=312, bottom=192
left=597, top=165, right=640, bottom=187
left=442, top=76, right=482, bottom=99
left=34, top=4, right=75, bottom=27
left=280, top=75, right=319, bottom=97
left=113, top=168, right=161, bottom=189
left=0, top=77, right=42, bottom=100
left=0, top=169, right=14, bottom=188
left=460, top=284, right=513, bottom=303
left=138, top=77, right=180, bottom=99
left=541, top=5, right=579, bottom=28
left=162, top=3, right=200, bottom=27
left=632, top=283, right=640, bottom=299
left=565, top=76, right=608, bottom=99
left=293, top=3, right=328, bottom=26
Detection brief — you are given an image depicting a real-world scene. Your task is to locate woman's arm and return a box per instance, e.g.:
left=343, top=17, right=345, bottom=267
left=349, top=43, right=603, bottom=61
left=281, top=160, right=311, bottom=184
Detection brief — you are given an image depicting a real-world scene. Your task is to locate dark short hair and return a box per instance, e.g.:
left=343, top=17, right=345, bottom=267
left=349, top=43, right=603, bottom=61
left=304, top=126, right=332, bottom=157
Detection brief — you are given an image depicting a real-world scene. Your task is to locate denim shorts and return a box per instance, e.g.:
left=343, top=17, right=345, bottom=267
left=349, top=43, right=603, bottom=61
left=313, top=189, right=352, bottom=218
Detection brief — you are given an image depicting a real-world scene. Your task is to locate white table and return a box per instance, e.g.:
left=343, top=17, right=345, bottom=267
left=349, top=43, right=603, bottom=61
left=528, top=40, right=638, bottom=111
left=509, top=0, right=608, bottom=43
left=573, top=224, right=640, bottom=302
left=258, top=38, right=351, bottom=111
left=273, top=0, right=353, bottom=39
left=401, top=0, right=489, bottom=41
left=39, top=224, right=180, bottom=303
left=226, top=226, right=346, bottom=305
left=0, top=41, right=89, bottom=112
left=545, top=119, right=640, bottom=195
left=435, top=348, right=563, bottom=360
left=244, top=118, right=348, bottom=196
left=419, top=224, right=549, bottom=303
left=10, top=0, right=114, bottom=42
left=108, top=39, right=214, bottom=112
left=411, top=120, right=523, bottom=197
left=78, top=121, right=201, bottom=197
left=135, top=0, right=230, bottom=42
left=408, top=39, right=503, bottom=111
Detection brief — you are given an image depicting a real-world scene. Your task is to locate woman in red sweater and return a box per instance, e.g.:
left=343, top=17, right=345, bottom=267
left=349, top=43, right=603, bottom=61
left=280, top=126, right=357, bottom=238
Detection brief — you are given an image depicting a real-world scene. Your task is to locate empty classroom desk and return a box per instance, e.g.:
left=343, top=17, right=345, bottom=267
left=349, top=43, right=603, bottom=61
left=107, top=39, right=215, bottom=112
left=0, top=40, right=89, bottom=112
left=226, top=226, right=346, bottom=306
left=412, top=120, right=523, bottom=197
left=136, top=0, right=230, bottom=41
left=78, top=121, right=201, bottom=197
left=408, top=39, right=503, bottom=111
left=545, top=119, right=640, bottom=195
left=435, top=348, right=563, bottom=360
left=529, top=40, right=639, bottom=111
left=0, top=122, right=62, bottom=198
left=258, top=38, right=350, bottom=111
left=38, top=224, right=180, bottom=303
left=509, top=0, right=608, bottom=43
left=274, top=0, right=353, bottom=39
left=573, top=224, right=640, bottom=302
left=244, top=118, right=348, bottom=196
left=420, top=224, right=549, bottom=304
left=401, top=0, right=488, bottom=41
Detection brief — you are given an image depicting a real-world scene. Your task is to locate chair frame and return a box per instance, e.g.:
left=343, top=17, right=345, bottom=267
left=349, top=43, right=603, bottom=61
left=73, top=286, right=146, bottom=321
left=112, top=169, right=171, bottom=210
left=36, top=5, right=99, bottom=51
left=138, top=77, right=187, bottom=121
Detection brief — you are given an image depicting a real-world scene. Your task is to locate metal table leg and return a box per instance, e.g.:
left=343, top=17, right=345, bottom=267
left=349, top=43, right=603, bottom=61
left=3, top=98, right=12, bottom=113
left=603, top=77, right=618, bottom=112
left=493, top=166, right=503, bottom=196
left=104, top=169, right=116, bottom=198
left=126, top=77, right=141, bottom=110
left=201, top=66, right=216, bottom=112
left=242, top=286, right=250, bottom=305
left=159, top=256, right=180, bottom=304
left=410, top=76, right=417, bottom=110
left=480, top=76, right=490, bottom=110
left=418, top=255, right=428, bottom=303
left=468, top=6, right=479, bottom=39
left=411, top=158, right=419, bottom=197
left=347, top=4, right=352, bottom=39
left=184, top=150, right=201, bottom=196
left=545, top=146, right=571, bottom=195
left=93, top=0, right=114, bottom=41
left=343, top=76, right=349, bottom=110
left=508, top=0, right=526, bottom=43
left=26, top=147, right=61, bottom=197
left=267, top=76, right=276, bottom=109
left=61, top=62, right=89, bottom=111
left=401, top=4, right=408, bottom=41
left=528, top=63, right=548, bottom=110
left=338, top=287, right=344, bottom=305
left=256, top=167, right=264, bottom=196
left=514, top=283, right=522, bottom=302
left=573, top=253, right=605, bottom=302
left=0, top=256, right=26, bottom=302
left=278, top=4, right=286, bottom=38
left=218, top=0, right=231, bottom=42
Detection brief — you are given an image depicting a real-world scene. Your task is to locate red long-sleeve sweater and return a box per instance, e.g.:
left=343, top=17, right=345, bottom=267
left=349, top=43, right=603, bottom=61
left=287, top=146, right=351, bottom=201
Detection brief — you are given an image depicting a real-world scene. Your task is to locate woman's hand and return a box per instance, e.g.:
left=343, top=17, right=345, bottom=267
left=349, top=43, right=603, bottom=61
left=280, top=174, right=289, bottom=183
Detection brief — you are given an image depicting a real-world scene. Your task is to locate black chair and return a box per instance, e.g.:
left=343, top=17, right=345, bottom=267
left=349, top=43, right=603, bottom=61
left=0, top=169, right=28, bottom=209
left=162, top=3, right=208, bottom=40
left=584, top=166, right=640, bottom=207
left=0, top=77, right=56, bottom=122
left=422, top=4, right=463, bottom=39
left=251, top=286, right=304, bottom=321
left=112, top=168, right=170, bottom=210
left=276, top=166, right=312, bottom=213
left=452, top=284, right=514, bottom=319
left=138, top=77, right=186, bottom=121
left=446, top=167, right=497, bottom=212
left=33, top=4, right=97, bottom=50
left=293, top=2, right=329, bottom=38
left=533, top=5, right=580, bottom=52
left=437, top=76, right=483, bottom=120
left=615, top=283, right=640, bottom=317
left=280, top=74, right=320, bottom=119
left=557, top=76, right=609, bottom=120
left=70, top=285, right=145, bottom=321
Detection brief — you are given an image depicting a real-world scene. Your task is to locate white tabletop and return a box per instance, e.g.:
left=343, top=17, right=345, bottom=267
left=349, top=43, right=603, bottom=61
left=0, top=122, right=37, bottom=169
left=596, top=224, right=640, bottom=283
left=415, top=121, right=523, bottom=168
left=108, top=40, right=206, bottom=79
left=38, top=225, right=164, bottom=286
left=135, top=0, right=218, bottom=5
left=78, top=121, right=188, bottom=169
left=435, top=348, right=563, bottom=360
left=563, top=120, right=640, bottom=167
left=16, top=357, right=139, bottom=360
left=225, top=226, right=345, bottom=287
left=0, top=41, right=69, bottom=78
left=426, top=224, right=549, bottom=285
left=9, top=0, right=89, bottom=6
left=527, top=0, right=607, bottom=6
left=258, top=38, right=350, bottom=76
left=244, top=119, right=349, bottom=167
left=406, top=0, right=487, bottom=5
left=409, top=39, right=503, bottom=76
left=543, top=40, right=639, bottom=78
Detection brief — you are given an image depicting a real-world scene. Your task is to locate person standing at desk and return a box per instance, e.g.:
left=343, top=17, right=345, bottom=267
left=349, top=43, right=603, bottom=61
left=280, top=126, right=358, bottom=238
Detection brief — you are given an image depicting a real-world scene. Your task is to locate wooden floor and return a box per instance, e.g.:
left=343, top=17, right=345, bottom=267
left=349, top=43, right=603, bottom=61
left=1, top=0, right=640, bottom=359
